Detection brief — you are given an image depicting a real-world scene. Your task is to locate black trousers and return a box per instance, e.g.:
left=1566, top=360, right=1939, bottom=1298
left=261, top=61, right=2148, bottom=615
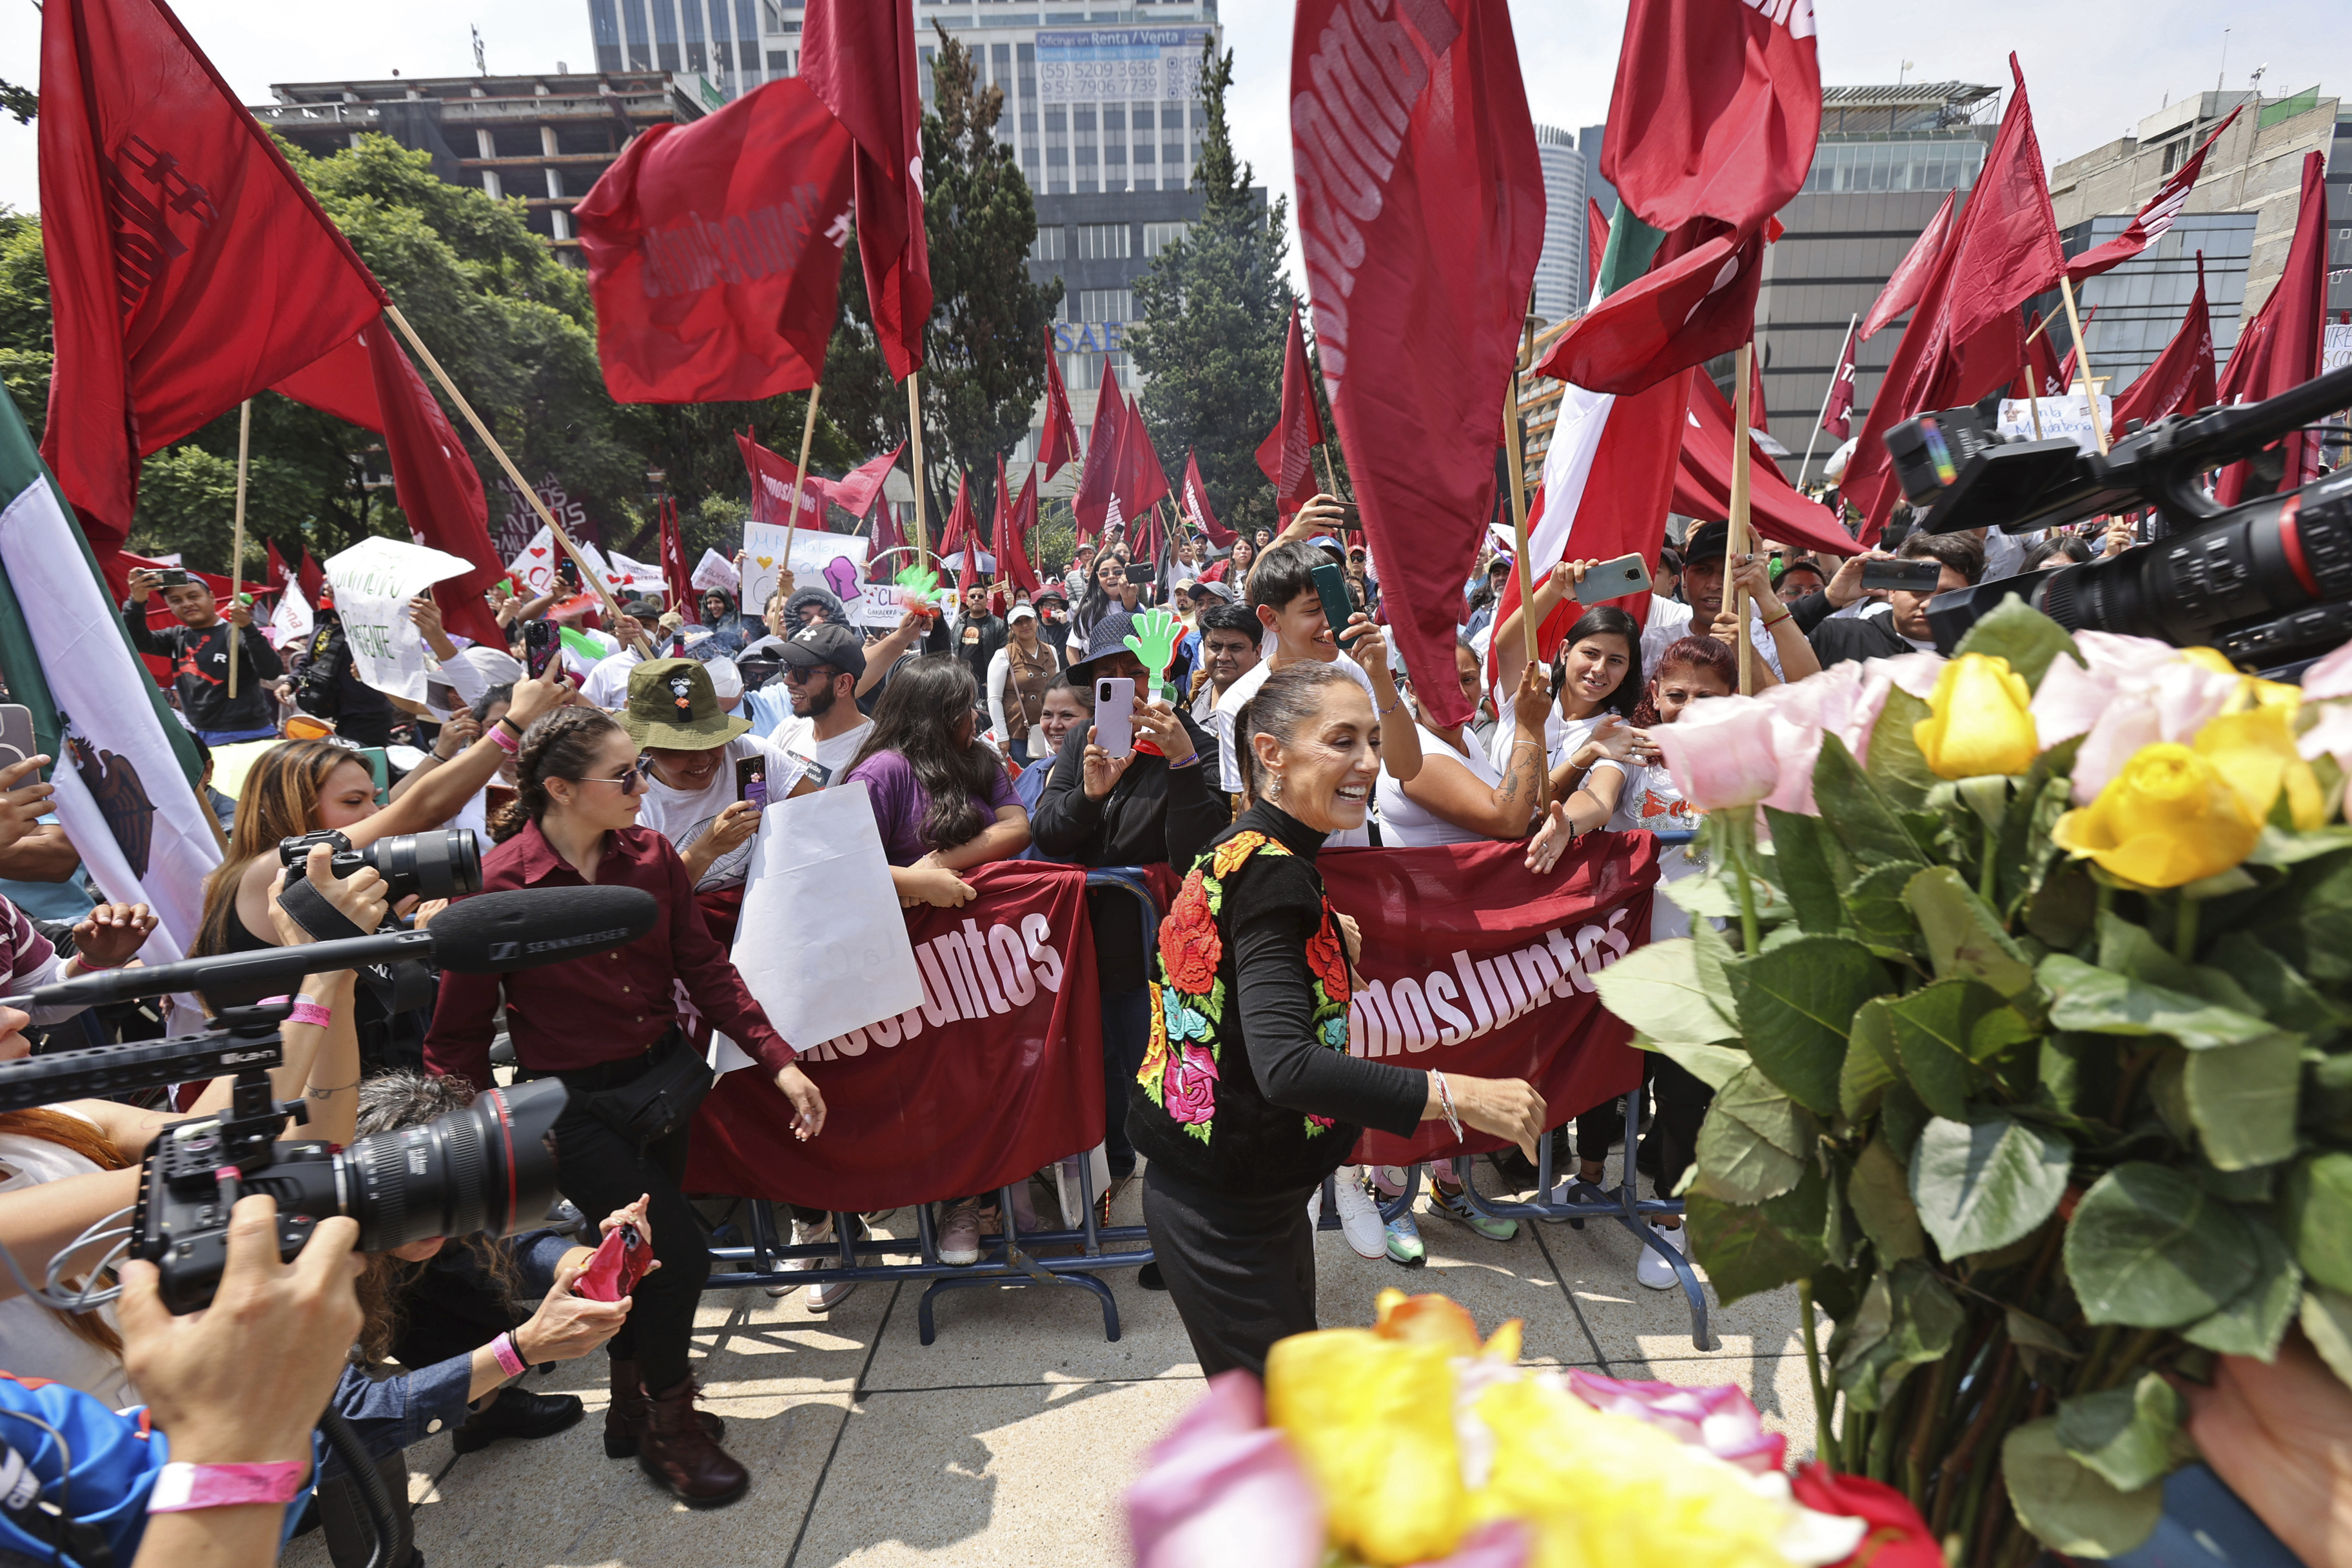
left=1573, top=1054, right=1713, bottom=1199
left=1142, top=1164, right=1320, bottom=1379
left=547, top=1092, right=710, bottom=1392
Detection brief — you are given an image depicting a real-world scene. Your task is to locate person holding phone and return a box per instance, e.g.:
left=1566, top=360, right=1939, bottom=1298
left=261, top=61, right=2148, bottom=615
left=121, top=567, right=282, bottom=744
left=1788, top=531, right=1984, bottom=667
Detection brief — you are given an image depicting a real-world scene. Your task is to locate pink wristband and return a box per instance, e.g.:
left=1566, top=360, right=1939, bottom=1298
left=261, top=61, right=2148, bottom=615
left=489, top=723, right=521, bottom=755
left=490, top=1331, right=527, bottom=1378
left=148, top=1460, right=310, bottom=1513
left=284, top=998, right=334, bottom=1030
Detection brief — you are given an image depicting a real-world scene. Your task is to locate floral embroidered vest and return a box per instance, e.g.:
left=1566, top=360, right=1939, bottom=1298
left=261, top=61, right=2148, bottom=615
left=1126, top=829, right=1359, bottom=1195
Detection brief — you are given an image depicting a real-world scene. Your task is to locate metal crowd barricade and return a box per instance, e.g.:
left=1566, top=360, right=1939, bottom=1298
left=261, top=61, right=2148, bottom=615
left=699, top=867, right=1162, bottom=1344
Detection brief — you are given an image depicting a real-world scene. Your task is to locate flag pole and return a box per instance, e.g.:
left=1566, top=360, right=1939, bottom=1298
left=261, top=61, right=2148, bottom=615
left=2021, top=357, right=2045, bottom=440
left=781, top=382, right=823, bottom=562
left=1796, top=315, right=1856, bottom=490
left=905, top=375, right=932, bottom=565
left=1316, top=442, right=1339, bottom=500
left=381, top=304, right=653, bottom=656
left=1502, top=302, right=1546, bottom=809
left=1730, top=342, right=1758, bottom=697
left=2058, top=275, right=2110, bottom=455
left=225, top=398, right=252, bottom=700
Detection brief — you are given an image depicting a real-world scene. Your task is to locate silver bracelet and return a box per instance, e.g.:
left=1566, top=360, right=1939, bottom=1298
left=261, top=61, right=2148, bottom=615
left=1431, top=1070, right=1464, bottom=1142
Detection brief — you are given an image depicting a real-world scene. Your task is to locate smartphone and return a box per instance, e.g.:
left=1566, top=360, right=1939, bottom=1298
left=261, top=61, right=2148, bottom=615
left=0, top=705, right=34, bottom=776
left=1861, top=558, right=1944, bottom=593
left=1095, top=676, right=1135, bottom=759
left=574, top=1224, right=652, bottom=1304
left=1309, top=561, right=1357, bottom=643
left=152, top=568, right=195, bottom=587
left=523, top=618, right=560, bottom=680
left=1124, top=561, right=1153, bottom=586
left=735, top=756, right=767, bottom=808
left=1575, top=553, right=1654, bottom=605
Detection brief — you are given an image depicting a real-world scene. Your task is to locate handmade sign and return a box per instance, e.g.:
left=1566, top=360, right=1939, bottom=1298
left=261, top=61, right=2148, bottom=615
left=738, top=522, right=870, bottom=615
left=322, top=536, right=478, bottom=702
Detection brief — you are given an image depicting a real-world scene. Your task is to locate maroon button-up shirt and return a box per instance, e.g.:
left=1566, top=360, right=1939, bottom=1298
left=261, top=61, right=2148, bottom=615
left=424, top=820, right=796, bottom=1091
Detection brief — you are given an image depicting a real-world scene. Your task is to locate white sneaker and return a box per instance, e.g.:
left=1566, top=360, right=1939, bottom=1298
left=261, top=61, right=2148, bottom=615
left=1306, top=1185, right=1323, bottom=1228
left=1637, top=1222, right=1687, bottom=1291
left=1331, top=1169, right=1386, bottom=1260
left=766, top=1217, right=834, bottom=1299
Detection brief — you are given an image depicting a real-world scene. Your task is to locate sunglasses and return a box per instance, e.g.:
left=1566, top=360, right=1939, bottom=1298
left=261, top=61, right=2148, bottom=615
left=577, top=756, right=657, bottom=794
left=781, top=663, right=841, bottom=685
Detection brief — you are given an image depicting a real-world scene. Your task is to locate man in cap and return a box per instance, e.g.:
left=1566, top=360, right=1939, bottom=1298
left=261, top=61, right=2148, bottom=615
left=581, top=597, right=671, bottom=709
left=758, top=623, right=874, bottom=787
left=986, top=601, right=1064, bottom=765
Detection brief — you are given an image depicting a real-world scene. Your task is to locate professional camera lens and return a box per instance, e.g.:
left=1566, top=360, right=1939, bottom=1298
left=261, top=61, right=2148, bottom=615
left=336, top=1077, right=567, bottom=1253
left=363, top=830, right=484, bottom=901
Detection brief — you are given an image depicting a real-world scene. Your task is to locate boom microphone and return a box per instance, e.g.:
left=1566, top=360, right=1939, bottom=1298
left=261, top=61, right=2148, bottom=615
left=3, top=886, right=659, bottom=1013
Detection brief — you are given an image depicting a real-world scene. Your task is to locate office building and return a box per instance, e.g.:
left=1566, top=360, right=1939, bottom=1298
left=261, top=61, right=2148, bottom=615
left=1531, top=124, right=1589, bottom=328
left=1579, top=125, right=1616, bottom=228
left=253, top=70, right=708, bottom=254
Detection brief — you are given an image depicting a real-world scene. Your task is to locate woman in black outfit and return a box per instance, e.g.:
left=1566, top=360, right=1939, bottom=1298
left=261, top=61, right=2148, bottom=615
left=1127, top=660, right=1546, bottom=1378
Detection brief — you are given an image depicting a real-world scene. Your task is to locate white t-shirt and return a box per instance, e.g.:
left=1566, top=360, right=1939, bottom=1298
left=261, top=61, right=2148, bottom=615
left=636, top=734, right=810, bottom=890
left=1609, top=763, right=1703, bottom=941
left=769, top=714, right=876, bottom=792
left=1212, top=651, right=1378, bottom=848
left=1377, top=726, right=1502, bottom=848
left=582, top=647, right=645, bottom=710
left=0, top=1122, right=135, bottom=1410
left=1641, top=598, right=1783, bottom=680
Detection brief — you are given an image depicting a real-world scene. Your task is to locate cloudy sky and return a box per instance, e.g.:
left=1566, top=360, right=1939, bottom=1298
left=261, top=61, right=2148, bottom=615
left=0, top=0, right=2340, bottom=270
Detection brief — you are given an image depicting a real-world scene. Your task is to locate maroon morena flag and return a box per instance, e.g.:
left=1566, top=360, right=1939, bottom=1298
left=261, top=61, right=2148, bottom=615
left=1602, top=0, right=1821, bottom=235
left=830, top=443, right=906, bottom=524
left=1255, top=302, right=1324, bottom=516
left=945, top=473, right=979, bottom=590
left=1117, top=400, right=1173, bottom=520
left=1181, top=449, right=1233, bottom=548
left=1072, top=377, right=1128, bottom=540
left=1039, top=326, right=1083, bottom=478
left=39, top=0, right=389, bottom=586
left=734, top=431, right=827, bottom=531
left=1821, top=326, right=1857, bottom=439
left=1291, top=0, right=1545, bottom=729
left=801, top=0, right=932, bottom=381
left=1534, top=220, right=1769, bottom=396
left=574, top=78, right=855, bottom=404
left=2023, top=311, right=2068, bottom=398
left=2111, top=254, right=2218, bottom=434
left=659, top=496, right=693, bottom=611
left=994, top=454, right=1041, bottom=593
left=1859, top=186, right=1955, bottom=341
left=2066, top=106, right=2241, bottom=287
left=2215, top=150, right=2329, bottom=505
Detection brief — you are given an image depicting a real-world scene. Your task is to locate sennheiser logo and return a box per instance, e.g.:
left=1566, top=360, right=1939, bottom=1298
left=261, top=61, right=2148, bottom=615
left=523, top=926, right=634, bottom=955
left=488, top=941, right=522, bottom=962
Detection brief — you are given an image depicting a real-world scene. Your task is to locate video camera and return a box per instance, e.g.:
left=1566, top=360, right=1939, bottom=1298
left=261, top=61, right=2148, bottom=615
left=0, top=883, right=656, bottom=1313
left=1882, top=363, right=2352, bottom=664
left=279, top=827, right=482, bottom=903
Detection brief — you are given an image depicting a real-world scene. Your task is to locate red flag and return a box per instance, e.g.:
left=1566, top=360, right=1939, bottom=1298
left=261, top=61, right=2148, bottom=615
left=2066, top=107, right=2242, bottom=286
left=573, top=79, right=855, bottom=403
left=265, top=541, right=289, bottom=594
left=830, top=444, right=906, bottom=522
left=2215, top=150, right=2329, bottom=505
left=1294, top=0, right=1546, bottom=728
left=872, top=500, right=905, bottom=559
left=1181, top=449, right=1233, bottom=548
left=994, top=455, right=1041, bottom=593
left=1602, top=0, right=1821, bottom=235
left=801, top=0, right=931, bottom=380
left=1117, top=402, right=1172, bottom=520
left=271, top=324, right=504, bottom=645
left=1038, top=327, right=1082, bottom=478
left=2023, top=311, right=2068, bottom=397
left=1676, top=372, right=1852, bottom=554
left=39, top=0, right=389, bottom=585
left=1821, top=326, right=1858, bottom=439
left=1585, top=197, right=1611, bottom=302
left=734, top=431, right=827, bottom=530
left=1255, top=303, right=1324, bottom=514
left=945, top=474, right=979, bottom=589
left=1072, top=379, right=1126, bottom=540
left=1859, top=188, right=1955, bottom=340
left=1746, top=348, right=1771, bottom=431
left=660, top=496, right=693, bottom=610
left=1533, top=221, right=1767, bottom=395
left=2112, top=255, right=2219, bottom=434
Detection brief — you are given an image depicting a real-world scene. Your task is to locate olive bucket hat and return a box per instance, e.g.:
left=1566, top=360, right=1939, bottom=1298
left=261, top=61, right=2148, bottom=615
left=620, top=657, right=751, bottom=751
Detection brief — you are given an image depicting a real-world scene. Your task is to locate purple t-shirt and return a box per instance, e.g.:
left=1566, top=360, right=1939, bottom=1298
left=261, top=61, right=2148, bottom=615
left=842, top=749, right=1021, bottom=866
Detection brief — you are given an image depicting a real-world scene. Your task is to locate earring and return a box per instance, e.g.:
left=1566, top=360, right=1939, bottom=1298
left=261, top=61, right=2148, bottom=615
left=1268, top=775, right=1283, bottom=800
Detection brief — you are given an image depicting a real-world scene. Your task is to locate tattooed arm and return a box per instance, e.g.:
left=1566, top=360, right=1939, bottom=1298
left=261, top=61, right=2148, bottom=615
left=1395, top=662, right=1553, bottom=840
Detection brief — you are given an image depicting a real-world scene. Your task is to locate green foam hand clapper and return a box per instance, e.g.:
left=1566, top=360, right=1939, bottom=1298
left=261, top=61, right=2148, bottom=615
left=1122, top=607, right=1184, bottom=703
left=894, top=563, right=943, bottom=614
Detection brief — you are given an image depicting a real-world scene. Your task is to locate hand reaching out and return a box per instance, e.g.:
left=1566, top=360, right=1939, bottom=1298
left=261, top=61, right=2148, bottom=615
left=69, top=903, right=157, bottom=971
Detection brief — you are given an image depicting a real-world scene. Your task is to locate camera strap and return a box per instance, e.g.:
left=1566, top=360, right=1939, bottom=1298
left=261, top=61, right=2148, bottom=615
left=275, top=879, right=369, bottom=945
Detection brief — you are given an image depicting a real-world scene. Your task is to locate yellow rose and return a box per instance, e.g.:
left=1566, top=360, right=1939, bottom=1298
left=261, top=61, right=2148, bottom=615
left=1914, top=653, right=2039, bottom=779
left=1266, top=1328, right=1466, bottom=1563
left=2195, top=705, right=2326, bottom=830
left=2052, top=742, right=2260, bottom=887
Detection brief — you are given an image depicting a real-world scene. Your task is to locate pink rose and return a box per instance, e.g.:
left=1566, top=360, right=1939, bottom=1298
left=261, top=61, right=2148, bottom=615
left=1126, top=1371, right=1325, bottom=1568
left=2300, top=701, right=2352, bottom=770
left=2302, top=636, right=2352, bottom=700
left=1752, top=662, right=1898, bottom=816
left=1652, top=694, right=1781, bottom=811
left=1563, top=1369, right=1788, bottom=1475
left=2034, top=634, right=2240, bottom=803
left=1164, top=1044, right=1220, bottom=1124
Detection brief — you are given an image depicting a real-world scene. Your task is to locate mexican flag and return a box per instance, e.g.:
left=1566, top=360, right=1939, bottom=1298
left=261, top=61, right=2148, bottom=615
left=0, top=394, right=220, bottom=965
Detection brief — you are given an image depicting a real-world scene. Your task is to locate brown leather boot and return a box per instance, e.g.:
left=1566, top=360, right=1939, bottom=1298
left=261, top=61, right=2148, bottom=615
left=636, top=1377, right=750, bottom=1507
left=603, top=1358, right=725, bottom=1459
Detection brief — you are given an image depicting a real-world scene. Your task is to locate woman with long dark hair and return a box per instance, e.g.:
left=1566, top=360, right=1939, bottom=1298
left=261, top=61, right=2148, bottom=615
left=424, top=705, right=827, bottom=1508
left=1542, top=604, right=1644, bottom=800
left=1068, top=551, right=1141, bottom=662
left=1132, top=662, right=1545, bottom=1378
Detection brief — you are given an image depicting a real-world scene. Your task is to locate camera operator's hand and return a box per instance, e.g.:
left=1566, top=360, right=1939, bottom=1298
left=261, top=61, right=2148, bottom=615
left=775, top=1063, right=826, bottom=1141
left=0, top=754, right=55, bottom=852
left=2102, top=515, right=2136, bottom=558
left=65, top=902, right=157, bottom=972
left=1823, top=549, right=1886, bottom=610
left=126, top=567, right=165, bottom=603
left=119, top=1197, right=364, bottom=1467
left=267, top=842, right=390, bottom=948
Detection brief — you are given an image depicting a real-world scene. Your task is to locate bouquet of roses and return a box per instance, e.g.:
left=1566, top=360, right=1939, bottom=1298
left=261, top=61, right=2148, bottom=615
left=1589, top=601, right=2352, bottom=1564
left=1126, top=1290, right=1939, bottom=1568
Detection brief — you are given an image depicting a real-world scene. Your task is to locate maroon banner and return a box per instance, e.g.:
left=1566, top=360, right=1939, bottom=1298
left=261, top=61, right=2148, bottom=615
left=1321, top=836, right=1661, bottom=1165
left=801, top=0, right=931, bottom=381
left=1039, top=326, right=1083, bottom=480
left=685, top=863, right=1104, bottom=1213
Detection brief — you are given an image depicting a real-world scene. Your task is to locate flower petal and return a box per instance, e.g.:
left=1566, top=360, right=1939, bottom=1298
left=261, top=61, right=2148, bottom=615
left=1128, top=1373, right=1325, bottom=1568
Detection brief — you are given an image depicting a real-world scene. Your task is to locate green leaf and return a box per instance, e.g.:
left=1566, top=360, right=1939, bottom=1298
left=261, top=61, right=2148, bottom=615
left=1693, top=1066, right=1814, bottom=1203
left=1906, top=866, right=2037, bottom=1000
left=1765, top=807, right=1847, bottom=935
left=1910, top=1112, right=2072, bottom=1259
left=2207, top=932, right=2347, bottom=1039
left=2037, top=954, right=2285, bottom=1051
left=1954, top=599, right=2081, bottom=690
left=2057, top=1373, right=2195, bottom=1493
left=2024, top=858, right=2098, bottom=950
left=2184, top=1036, right=2303, bottom=1171
left=2246, top=825, right=2352, bottom=867
left=2066, top=1164, right=2262, bottom=1328
left=2039, top=1033, right=2093, bottom=1117
left=1814, top=734, right=1929, bottom=870
left=2286, top=1152, right=2352, bottom=1293
left=2006, top=1308, right=2082, bottom=1381
left=1863, top=688, right=1938, bottom=812
left=1727, top=936, right=1884, bottom=1117
left=2300, top=1287, right=2352, bottom=1389
left=1592, top=937, right=1736, bottom=1049
left=1687, top=1176, right=1829, bottom=1305
left=2239, top=848, right=2352, bottom=984
left=2182, top=1213, right=2302, bottom=1360
left=1841, top=997, right=1901, bottom=1121
left=1848, top=1135, right=1926, bottom=1261
left=1640, top=1039, right=1751, bottom=1092
left=1691, top=916, right=1740, bottom=1009
left=1887, top=979, right=2006, bottom=1121
left=1832, top=1259, right=1964, bottom=1411
left=2096, top=912, right=2173, bottom=984
left=2004, top=1418, right=2164, bottom=1558
left=1843, top=863, right=1925, bottom=956
left=2001, top=746, right=2082, bottom=916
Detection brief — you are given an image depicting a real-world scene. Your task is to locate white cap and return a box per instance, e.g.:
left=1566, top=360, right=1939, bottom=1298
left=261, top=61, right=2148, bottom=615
left=703, top=656, right=744, bottom=709
left=1007, top=602, right=1039, bottom=623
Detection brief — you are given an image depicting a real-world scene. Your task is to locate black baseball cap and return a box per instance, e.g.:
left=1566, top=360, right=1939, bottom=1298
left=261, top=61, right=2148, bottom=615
left=1682, top=519, right=1730, bottom=564
left=778, top=622, right=867, bottom=680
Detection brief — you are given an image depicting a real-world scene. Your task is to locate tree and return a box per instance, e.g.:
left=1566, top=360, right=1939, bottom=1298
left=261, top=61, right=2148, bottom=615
left=823, top=27, right=1059, bottom=540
